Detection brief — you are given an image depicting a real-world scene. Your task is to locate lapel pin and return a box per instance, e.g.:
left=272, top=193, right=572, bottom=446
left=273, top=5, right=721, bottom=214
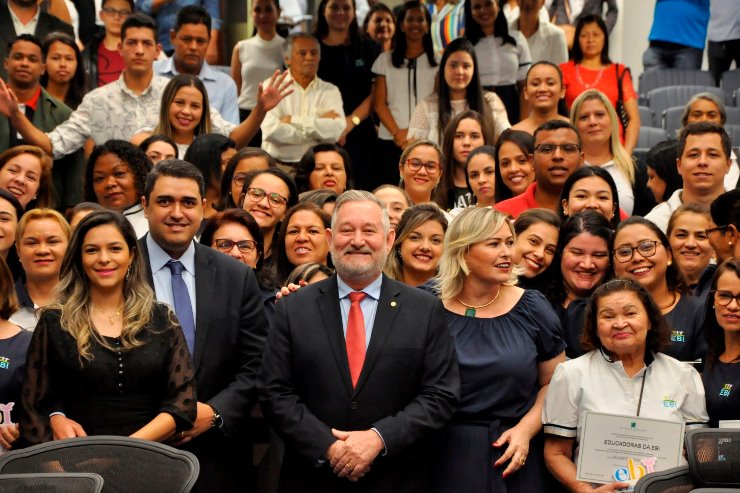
left=390, top=301, right=397, bottom=307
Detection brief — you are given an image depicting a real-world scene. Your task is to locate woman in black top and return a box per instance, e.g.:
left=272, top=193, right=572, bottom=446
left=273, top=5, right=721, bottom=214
left=314, top=0, right=381, bottom=190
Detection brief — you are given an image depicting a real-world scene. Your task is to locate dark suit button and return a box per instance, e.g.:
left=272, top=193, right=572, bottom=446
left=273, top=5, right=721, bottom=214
left=350, top=402, right=358, bottom=410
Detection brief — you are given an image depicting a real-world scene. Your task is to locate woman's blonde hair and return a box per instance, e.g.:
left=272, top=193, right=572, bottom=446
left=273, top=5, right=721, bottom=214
left=50, top=210, right=157, bottom=363
left=436, top=207, right=516, bottom=300
left=570, top=89, right=635, bottom=185
left=384, top=203, right=448, bottom=282
left=16, top=208, right=71, bottom=246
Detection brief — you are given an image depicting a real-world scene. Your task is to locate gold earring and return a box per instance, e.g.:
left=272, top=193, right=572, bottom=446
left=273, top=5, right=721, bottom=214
left=667, top=259, right=672, bottom=266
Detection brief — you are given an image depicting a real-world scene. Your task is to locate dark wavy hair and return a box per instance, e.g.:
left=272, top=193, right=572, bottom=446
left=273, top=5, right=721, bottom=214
left=581, top=278, right=670, bottom=355
left=41, top=32, right=87, bottom=109
left=613, top=216, right=690, bottom=294
left=645, top=140, right=681, bottom=203
left=514, top=208, right=562, bottom=291
left=559, top=165, right=621, bottom=229
left=314, top=0, right=362, bottom=45
left=704, top=259, right=740, bottom=369
left=464, top=0, right=516, bottom=47
left=544, top=210, right=614, bottom=307
left=494, top=129, right=535, bottom=202
left=83, top=140, right=152, bottom=207
left=272, top=202, right=332, bottom=283
left=183, top=133, right=235, bottom=191
left=571, top=14, right=611, bottom=64
left=199, top=207, right=265, bottom=271
left=218, top=147, right=277, bottom=210
left=391, top=1, right=436, bottom=69
left=436, top=37, right=494, bottom=144
left=437, top=110, right=493, bottom=209
left=294, top=143, right=354, bottom=194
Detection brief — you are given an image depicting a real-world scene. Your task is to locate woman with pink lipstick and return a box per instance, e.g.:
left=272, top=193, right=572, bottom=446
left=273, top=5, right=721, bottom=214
left=294, top=143, right=353, bottom=196
left=544, top=210, right=613, bottom=358
left=438, top=110, right=493, bottom=210
left=363, top=3, right=395, bottom=52
left=273, top=203, right=331, bottom=284
left=83, top=140, right=152, bottom=238
left=399, top=140, right=445, bottom=206
left=612, top=217, right=706, bottom=363
left=384, top=203, right=447, bottom=287
left=10, top=209, right=70, bottom=332
left=19, top=210, right=196, bottom=445
left=702, top=259, right=740, bottom=428
left=0, top=146, right=52, bottom=210
left=494, top=129, right=535, bottom=203
left=667, top=204, right=714, bottom=290
left=512, top=62, right=569, bottom=136
left=513, top=208, right=560, bottom=291
left=431, top=206, right=565, bottom=492
left=239, top=168, right=299, bottom=268
left=543, top=279, right=708, bottom=493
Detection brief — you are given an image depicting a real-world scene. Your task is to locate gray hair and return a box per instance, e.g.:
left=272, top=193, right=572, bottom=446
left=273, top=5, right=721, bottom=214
left=681, top=92, right=726, bottom=128
left=282, top=32, right=320, bottom=59
left=332, top=190, right=390, bottom=234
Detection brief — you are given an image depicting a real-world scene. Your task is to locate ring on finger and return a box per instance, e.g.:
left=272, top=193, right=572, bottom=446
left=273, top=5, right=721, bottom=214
left=347, top=462, right=353, bottom=469
left=519, top=457, right=526, bottom=466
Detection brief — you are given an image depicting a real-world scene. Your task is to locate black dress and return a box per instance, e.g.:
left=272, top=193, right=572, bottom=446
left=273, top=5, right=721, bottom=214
left=19, top=303, right=196, bottom=445
left=702, top=360, right=740, bottom=428
left=318, top=37, right=381, bottom=191
left=432, top=290, right=565, bottom=493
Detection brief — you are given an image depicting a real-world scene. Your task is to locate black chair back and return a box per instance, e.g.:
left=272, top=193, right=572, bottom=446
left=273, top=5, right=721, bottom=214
left=685, top=429, right=740, bottom=489
left=0, top=472, right=104, bottom=492
left=633, top=465, right=695, bottom=493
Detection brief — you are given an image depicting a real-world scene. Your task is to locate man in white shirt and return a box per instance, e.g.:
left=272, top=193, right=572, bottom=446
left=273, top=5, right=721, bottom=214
left=645, top=122, right=732, bottom=232
left=261, top=33, right=346, bottom=165
left=511, top=0, right=568, bottom=65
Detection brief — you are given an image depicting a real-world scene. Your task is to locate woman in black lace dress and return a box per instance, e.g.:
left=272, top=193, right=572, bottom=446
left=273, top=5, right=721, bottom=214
left=19, top=210, right=196, bottom=445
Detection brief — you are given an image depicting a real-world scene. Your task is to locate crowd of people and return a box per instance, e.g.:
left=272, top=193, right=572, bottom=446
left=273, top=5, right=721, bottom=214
left=0, top=0, right=737, bottom=492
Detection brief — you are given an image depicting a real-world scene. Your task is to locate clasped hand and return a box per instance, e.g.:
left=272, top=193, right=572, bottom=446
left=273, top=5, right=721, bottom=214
left=325, top=428, right=383, bottom=482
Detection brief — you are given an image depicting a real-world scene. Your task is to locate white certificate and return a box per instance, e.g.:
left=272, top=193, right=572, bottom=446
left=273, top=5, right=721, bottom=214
left=719, top=420, right=740, bottom=429
left=576, top=412, right=685, bottom=486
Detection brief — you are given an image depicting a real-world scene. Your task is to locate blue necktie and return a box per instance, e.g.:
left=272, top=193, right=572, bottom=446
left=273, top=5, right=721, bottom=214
left=167, top=260, right=195, bottom=356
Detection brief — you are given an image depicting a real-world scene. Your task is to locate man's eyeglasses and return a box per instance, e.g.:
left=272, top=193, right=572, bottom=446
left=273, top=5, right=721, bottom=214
left=406, top=158, right=440, bottom=174
left=215, top=239, right=257, bottom=254
left=245, top=187, right=288, bottom=208
left=534, top=143, right=581, bottom=155
left=613, top=240, right=660, bottom=263
left=102, top=7, right=132, bottom=17
left=712, top=290, right=740, bottom=307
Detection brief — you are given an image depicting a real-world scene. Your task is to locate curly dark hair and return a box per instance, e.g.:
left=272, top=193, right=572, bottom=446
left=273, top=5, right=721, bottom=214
left=84, top=140, right=153, bottom=206
left=294, top=143, right=353, bottom=194
left=581, top=278, right=670, bottom=356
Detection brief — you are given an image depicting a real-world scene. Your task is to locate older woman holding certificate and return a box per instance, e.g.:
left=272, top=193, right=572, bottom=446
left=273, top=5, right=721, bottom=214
left=542, top=279, right=708, bottom=492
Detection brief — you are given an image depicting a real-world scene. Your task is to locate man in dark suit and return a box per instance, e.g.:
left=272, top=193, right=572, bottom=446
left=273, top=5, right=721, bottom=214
left=139, top=159, right=269, bottom=492
left=0, top=0, right=74, bottom=79
left=259, top=190, right=460, bottom=492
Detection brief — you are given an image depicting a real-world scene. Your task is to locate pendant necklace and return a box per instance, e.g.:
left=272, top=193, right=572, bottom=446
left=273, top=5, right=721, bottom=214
left=93, top=305, right=123, bottom=326
left=575, top=64, right=605, bottom=89
left=457, top=288, right=501, bottom=317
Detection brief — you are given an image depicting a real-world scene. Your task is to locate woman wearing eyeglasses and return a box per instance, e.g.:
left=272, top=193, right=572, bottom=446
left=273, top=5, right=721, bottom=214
left=200, top=208, right=264, bottom=269
left=218, top=148, right=276, bottom=211
left=398, top=140, right=445, bottom=206
left=701, top=259, right=740, bottom=428
left=239, top=169, right=299, bottom=269
left=612, top=217, right=705, bottom=363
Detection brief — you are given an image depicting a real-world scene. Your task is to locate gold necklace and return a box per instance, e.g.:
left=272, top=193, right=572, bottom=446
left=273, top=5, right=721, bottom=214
left=457, top=288, right=501, bottom=317
left=93, top=305, right=123, bottom=326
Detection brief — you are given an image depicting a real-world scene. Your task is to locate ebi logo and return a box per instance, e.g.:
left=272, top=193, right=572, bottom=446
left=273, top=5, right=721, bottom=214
left=613, top=457, right=657, bottom=481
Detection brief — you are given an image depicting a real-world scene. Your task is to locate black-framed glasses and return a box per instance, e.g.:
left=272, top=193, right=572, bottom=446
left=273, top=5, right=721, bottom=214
left=613, top=240, right=660, bottom=263
left=215, top=239, right=257, bottom=254
left=406, top=158, right=440, bottom=174
left=534, top=143, right=581, bottom=155
left=245, top=187, right=288, bottom=208
left=705, top=225, right=730, bottom=236
left=102, top=7, right=132, bottom=17
left=712, top=290, right=740, bottom=307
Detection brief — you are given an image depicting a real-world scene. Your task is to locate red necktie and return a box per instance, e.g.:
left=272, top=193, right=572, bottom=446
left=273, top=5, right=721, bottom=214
left=346, top=292, right=367, bottom=388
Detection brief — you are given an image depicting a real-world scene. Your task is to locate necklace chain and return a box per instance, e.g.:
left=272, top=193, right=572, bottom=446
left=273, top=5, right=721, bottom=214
left=93, top=304, right=123, bottom=326
left=457, top=288, right=501, bottom=317
left=575, top=64, right=606, bottom=90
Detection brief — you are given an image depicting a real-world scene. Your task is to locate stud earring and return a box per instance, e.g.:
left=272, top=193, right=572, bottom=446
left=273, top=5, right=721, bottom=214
left=667, top=259, right=672, bottom=266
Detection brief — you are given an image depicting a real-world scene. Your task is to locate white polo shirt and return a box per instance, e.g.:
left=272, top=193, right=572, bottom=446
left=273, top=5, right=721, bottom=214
left=543, top=350, right=708, bottom=457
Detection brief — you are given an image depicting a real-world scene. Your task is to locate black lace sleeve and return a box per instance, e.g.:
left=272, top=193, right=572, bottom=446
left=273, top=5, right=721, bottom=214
left=155, top=304, right=197, bottom=432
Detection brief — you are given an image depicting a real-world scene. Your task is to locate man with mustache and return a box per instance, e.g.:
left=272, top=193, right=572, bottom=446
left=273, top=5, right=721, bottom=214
left=496, top=119, right=584, bottom=218
left=0, top=34, right=83, bottom=210
left=259, top=189, right=459, bottom=492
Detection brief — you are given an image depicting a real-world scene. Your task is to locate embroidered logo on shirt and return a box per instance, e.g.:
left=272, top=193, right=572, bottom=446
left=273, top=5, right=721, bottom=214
left=670, top=330, right=685, bottom=343
left=720, top=384, right=733, bottom=397
left=0, top=357, right=9, bottom=370
left=662, top=396, right=677, bottom=408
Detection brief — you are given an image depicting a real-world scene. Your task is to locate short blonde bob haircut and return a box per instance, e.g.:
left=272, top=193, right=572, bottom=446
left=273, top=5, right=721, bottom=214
left=436, top=207, right=516, bottom=300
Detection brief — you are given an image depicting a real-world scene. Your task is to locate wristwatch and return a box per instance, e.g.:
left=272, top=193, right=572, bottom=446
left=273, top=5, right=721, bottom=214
left=210, top=405, right=224, bottom=431
left=351, top=114, right=361, bottom=126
